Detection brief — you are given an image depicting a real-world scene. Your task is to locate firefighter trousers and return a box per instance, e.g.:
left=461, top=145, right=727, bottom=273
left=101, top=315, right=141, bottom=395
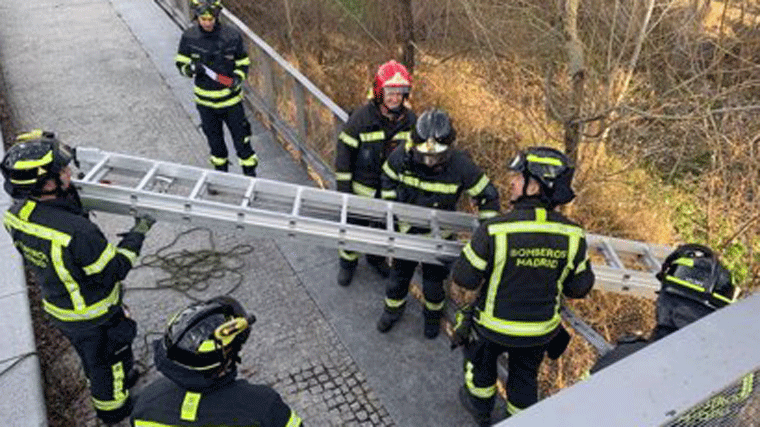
left=197, top=102, right=255, bottom=167
left=64, top=311, right=137, bottom=424
left=463, top=338, right=547, bottom=418
left=385, top=258, right=449, bottom=308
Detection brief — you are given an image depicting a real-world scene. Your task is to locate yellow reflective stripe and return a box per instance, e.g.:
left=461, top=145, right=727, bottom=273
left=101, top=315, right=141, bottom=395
left=83, top=244, right=117, bottom=275
left=286, top=411, right=302, bottom=427
left=239, top=153, right=259, bottom=167
left=385, top=297, right=405, bottom=308
left=234, top=69, right=246, bottom=79
left=398, top=175, right=459, bottom=194
left=51, top=241, right=86, bottom=310
left=335, top=172, right=352, bottom=181
left=339, top=132, right=359, bottom=148
left=43, top=282, right=121, bottom=322
left=673, top=257, right=694, bottom=267
left=351, top=181, right=376, bottom=197
left=535, top=207, right=547, bottom=222
left=507, top=400, right=524, bottom=415
left=175, top=53, right=191, bottom=64
left=380, top=190, right=396, bottom=200
left=359, top=130, right=385, bottom=142
left=135, top=421, right=173, bottom=427
left=477, top=311, right=562, bottom=336
left=194, top=94, right=242, bottom=109
left=19, top=200, right=36, bottom=220
left=194, top=86, right=233, bottom=98
left=393, top=131, right=410, bottom=141
left=209, top=155, right=227, bottom=166
left=339, top=249, right=359, bottom=261
left=181, top=391, right=201, bottom=421
left=463, top=243, right=487, bottom=271
left=92, top=361, right=128, bottom=411
left=666, top=275, right=705, bottom=293
left=478, top=210, right=498, bottom=219
left=425, top=300, right=444, bottom=311
left=576, top=256, right=589, bottom=273
left=3, top=211, right=71, bottom=245
left=487, top=221, right=584, bottom=238
left=117, top=247, right=137, bottom=265
left=526, top=153, right=563, bottom=166
left=14, top=151, right=53, bottom=169
left=382, top=162, right=399, bottom=181
left=235, top=56, right=251, bottom=66
left=467, top=175, right=490, bottom=196
left=465, top=360, right=496, bottom=398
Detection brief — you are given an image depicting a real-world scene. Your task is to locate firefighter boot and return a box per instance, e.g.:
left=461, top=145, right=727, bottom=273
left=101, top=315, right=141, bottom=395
left=337, top=258, right=358, bottom=287
left=423, top=307, right=442, bottom=339
left=208, top=163, right=228, bottom=195
left=366, top=254, right=390, bottom=278
left=242, top=165, right=257, bottom=177
left=459, top=386, right=492, bottom=427
left=377, top=304, right=405, bottom=333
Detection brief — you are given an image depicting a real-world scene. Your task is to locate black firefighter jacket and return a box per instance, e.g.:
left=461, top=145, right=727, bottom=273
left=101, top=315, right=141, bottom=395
left=175, top=22, right=251, bottom=109
left=3, top=195, right=145, bottom=332
left=335, top=102, right=415, bottom=197
left=453, top=198, right=594, bottom=347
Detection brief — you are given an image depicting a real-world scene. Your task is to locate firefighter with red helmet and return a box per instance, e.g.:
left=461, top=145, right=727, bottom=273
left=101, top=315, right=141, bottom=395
left=1, top=130, right=155, bottom=425
left=131, top=296, right=303, bottom=427
left=334, top=60, right=417, bottom=287
left=175, top=0, right=259, bottom=177
left=376, top=108, right=500, bottom=339
left=450, top=146, right=594, bottom=425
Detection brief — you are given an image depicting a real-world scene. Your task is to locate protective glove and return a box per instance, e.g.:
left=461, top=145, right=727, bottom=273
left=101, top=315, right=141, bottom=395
left=231, top=75, right=243, bottom=89
left=129, top=213, right=156, bottom=235
left=450, top=306, right=475, bottom=350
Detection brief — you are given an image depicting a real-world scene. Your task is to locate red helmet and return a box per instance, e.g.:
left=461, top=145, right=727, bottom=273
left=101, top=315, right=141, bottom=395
left=373, top=60, right=411, bottom=102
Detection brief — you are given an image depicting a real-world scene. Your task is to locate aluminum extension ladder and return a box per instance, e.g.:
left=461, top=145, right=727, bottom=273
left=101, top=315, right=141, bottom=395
left=73, top=147, right=672, bottom=354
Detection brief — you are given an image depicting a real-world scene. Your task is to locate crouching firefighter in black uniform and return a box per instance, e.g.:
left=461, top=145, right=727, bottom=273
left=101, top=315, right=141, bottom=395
left=1, top=130, right=155, bottom=425
left=175, top=0, right=259, bottom=177
left=377, top=108, right=500, bottom=339
left=131, top=296, right=303, bottom=427
left=450, top=147, right=594, bottom=426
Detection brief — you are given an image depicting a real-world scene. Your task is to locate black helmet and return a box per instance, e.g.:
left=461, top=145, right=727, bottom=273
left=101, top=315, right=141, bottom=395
left=507, top=146, right=575, bottom=206
left=1, top=130, right=74, bottom=198
left=409, top=108, right=456, bottom=168
left=191, top=0, right=222, bottom=19
left=656, top=244, right=738, bottom=310
left=162, top=296, right=256, bottom=372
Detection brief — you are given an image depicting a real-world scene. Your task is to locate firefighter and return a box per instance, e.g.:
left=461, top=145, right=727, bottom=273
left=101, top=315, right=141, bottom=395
left=131, top=296, right=303, bottom=427
left=450, top=146, right=594, bottom=425
left=591, top=243, right=739, bottom=373
left=334, top=59, right=416, bottom=287
left=1, top=130, right=155, bottom=425
left=377, top=108, right=500, bottom=339
left=175, top=0, right=259, bottom=177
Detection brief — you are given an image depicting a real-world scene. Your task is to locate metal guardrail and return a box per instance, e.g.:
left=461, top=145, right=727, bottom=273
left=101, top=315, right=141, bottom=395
left=153, top=0, right=348, bottom=189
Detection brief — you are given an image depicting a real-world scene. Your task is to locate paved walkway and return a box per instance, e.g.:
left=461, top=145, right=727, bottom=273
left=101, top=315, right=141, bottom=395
left=0, top=0, right=478, bottom=426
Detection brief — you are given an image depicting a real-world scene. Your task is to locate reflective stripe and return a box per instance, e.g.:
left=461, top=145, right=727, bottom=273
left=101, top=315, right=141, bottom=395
left=476, top=218, right=583, bottom=337
left=398, top=175, right=459, bottom=194
left=92, top=362, right=128, bottom=411
left=194, top=86, right=233, bottom=98
left=339, top=249, right=359, bottom=261
left=507, top=400, right=524, bottom=415
left=393, top=131, right=411, bottom=141
left=666, top=275, right=705, bottom=293
left=359, top=130, right=385, bottom=142
left=385, top=297, right=406, bottom=308
left=478, top=210, right=498, bottom=219
left=43, top=282, right=121, bottom=322
left=181, top=391, right=201, bottom=421
left=51, top=242, right=86, bottom=310
left=351, top=181, right=376, bottom=197
left=14, top=151, right=53, bottom=169
left=382, top=162, right=399, bottom=181
left=339, top=132, right=359, bottom=148
left=234, top=69, right=246, bottom=79
left=235, top=56, right=251, bottom=66
left=526, top=153, right=563, bottom=166
left=175, top=53, right=191, bottom=64
left=209, top=155, right=228, bottom=166
left=83, top=244, right=117, bottom=275
left=335, top=172, right=352, bottom=181
left=4, top=210, right=71, bottom=246
left=465, top=361, right=496, bottom=398
left=576, top=256, right=589, bottom=273
left=135, top=421, right=173, bottom=427
left=467, top=175, right=490, bottom=196
left=425, top=300, right=445, bottom=311
left=239, top=153, right=259, bottom=167
left=380, top=190, right=396, bottom=200
left=286, top=411, right=303, bottom=427
left=117, top=247, right=137, bottom=265
left=463, top=243, right=487, bottom=271
left=194, top=93, right=242, bottom=109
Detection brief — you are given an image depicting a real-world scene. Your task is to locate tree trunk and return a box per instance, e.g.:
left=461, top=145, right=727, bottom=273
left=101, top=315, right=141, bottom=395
left=564, top=0, right=585, bottom=165
left=399, top=0, right=415, bottom=72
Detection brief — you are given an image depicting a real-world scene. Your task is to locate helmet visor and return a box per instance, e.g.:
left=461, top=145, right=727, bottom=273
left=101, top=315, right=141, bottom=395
left=412, top=140, right=450, bottom=167
left=383, top=86, right=409, bottom=96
